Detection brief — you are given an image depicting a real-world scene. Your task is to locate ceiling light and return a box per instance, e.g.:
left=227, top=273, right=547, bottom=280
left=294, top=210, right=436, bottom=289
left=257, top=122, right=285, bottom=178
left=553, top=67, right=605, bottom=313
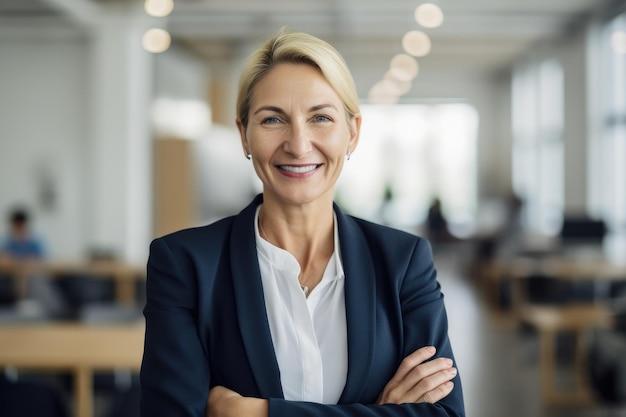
left=415, top=3, right=444, bottom=29
left=611, top=30, right=626, bottom=55
left=389, top=54, right=419, bottom=81
left=383, top=72, right=412, bottom=95
left=142, top=28, right=171, bottom=53
left=402, top=31, right=432, bottom=57
left=145, top=0, right=174, bottom=18
left=368, top=81, right=400, bottom=105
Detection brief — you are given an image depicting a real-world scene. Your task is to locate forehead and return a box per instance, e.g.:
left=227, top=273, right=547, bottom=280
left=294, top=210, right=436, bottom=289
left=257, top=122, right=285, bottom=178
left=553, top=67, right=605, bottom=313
left=250, top=63, right=342, bottom=107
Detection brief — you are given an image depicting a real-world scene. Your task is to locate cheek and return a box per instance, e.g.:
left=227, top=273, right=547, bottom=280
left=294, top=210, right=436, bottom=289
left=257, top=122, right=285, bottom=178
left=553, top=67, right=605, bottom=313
left=249, top=136, right=277, bottom=162
left=246, top=129, right=264, bottom=152
left=327, top=128, right=352, bottom=152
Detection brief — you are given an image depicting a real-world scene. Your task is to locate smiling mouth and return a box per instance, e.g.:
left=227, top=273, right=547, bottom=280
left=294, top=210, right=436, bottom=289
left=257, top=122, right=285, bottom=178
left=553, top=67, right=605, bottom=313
left=278, top=164, right=321, bottom=173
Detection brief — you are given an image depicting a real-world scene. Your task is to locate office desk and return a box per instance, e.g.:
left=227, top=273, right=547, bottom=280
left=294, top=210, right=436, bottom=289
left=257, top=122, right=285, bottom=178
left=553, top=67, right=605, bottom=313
left=0, top=322, right=145, bottom=417
left=520, top=304, right=613, bottom=406
left=486, top=254, right=624, bottom=406
left=487, top=256, right=626, bottom=312
left=0, top=260, right=145, bottom=305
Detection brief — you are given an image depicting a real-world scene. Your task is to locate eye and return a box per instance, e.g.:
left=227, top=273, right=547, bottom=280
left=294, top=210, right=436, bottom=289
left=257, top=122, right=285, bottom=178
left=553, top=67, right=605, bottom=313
left=261, top=116, right=281, bottom=125
left=313, top=114, right=333, bottom=123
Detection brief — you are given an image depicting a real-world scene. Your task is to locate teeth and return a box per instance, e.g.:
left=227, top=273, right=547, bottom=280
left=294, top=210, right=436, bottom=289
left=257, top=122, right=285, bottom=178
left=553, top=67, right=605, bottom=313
left=279, top=165, right=318, bottom=173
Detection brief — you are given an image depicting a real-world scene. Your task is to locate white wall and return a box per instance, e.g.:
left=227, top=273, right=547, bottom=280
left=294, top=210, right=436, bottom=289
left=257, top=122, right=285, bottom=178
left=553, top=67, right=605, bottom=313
left=155, top=44, right=210, bottom=102
left=0, top=26, right=212, bottom=261
left=0, top=31, right=90, bottom=259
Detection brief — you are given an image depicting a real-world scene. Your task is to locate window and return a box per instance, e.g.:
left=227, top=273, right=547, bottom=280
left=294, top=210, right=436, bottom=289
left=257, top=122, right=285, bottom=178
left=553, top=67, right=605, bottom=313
left=336, top=103, right=478, bottom=235
left=512, top=58, right=564, bottom=234
left=596, top=13, right=626, bottom=259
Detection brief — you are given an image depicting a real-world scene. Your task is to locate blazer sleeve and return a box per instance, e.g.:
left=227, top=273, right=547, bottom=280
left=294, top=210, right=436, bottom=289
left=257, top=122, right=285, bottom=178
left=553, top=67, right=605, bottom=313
left=140, top=237, right=210, bottom=417
left=266, top=238, right=465, bottom=417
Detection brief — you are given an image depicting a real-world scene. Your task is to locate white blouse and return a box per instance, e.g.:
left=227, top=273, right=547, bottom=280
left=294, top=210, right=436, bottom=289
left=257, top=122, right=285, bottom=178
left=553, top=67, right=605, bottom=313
left=254, top=206, right=348, bottom=404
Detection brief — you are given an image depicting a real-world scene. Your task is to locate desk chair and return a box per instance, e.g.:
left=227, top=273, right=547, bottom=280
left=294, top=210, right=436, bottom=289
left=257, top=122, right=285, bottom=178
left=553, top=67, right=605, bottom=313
left=589, top=326, right=626, bottom=405
left=0, top=376, right=68, bottom=417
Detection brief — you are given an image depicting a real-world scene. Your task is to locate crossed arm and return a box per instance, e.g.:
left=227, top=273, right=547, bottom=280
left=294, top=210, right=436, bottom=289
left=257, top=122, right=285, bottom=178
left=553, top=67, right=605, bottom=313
left=208, top=345, right=457, bottom=417
left=141, top=236, right=465, bottom=417
left=206, top=235, right=462, bottom=416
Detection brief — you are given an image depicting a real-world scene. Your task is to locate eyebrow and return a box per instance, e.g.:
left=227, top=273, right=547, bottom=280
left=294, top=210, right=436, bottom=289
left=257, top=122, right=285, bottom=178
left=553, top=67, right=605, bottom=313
left=253, top=103, right=339, bottom=115
left=309, top=103, right=339, bottom=112
left=253, top=106, right=284, bottom=115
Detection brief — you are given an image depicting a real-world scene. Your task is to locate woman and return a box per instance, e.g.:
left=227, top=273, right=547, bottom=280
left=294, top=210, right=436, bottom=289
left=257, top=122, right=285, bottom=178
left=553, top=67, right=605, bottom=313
left=140, top=29, right=465, bottom=417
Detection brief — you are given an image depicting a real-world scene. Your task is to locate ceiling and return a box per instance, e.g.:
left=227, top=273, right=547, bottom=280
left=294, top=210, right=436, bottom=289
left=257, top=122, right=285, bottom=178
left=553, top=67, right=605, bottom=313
left=0, top=0, right=619, bottom=96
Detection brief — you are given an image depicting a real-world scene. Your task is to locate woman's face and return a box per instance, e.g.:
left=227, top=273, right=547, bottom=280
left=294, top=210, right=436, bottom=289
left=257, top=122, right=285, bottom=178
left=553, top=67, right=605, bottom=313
left=238, top=63, right=360, bottom=208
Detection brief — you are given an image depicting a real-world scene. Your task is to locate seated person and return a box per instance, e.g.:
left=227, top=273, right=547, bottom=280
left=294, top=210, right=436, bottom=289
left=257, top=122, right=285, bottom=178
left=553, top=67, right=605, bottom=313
left=1, top=208, right=45, bottom=299
left=1, top=208, right=65, bottom=317
left=1, top=208, right=45, bottom=262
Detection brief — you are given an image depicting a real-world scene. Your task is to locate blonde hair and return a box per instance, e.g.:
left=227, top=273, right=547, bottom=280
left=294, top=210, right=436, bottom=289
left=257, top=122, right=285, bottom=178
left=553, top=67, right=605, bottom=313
left=236, top=29, right=360, bottom=127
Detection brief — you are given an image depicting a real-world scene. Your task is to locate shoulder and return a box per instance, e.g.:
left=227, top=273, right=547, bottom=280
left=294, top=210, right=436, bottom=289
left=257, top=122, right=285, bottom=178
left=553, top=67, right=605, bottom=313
left=337, top=212, right=438, bottom=299
left=1, top=236, right=46, bottom=258
left=149, top=195, right=261, bottom=264
left=152, top=216, right=235, bottom=255
left=146, top=217, right=238, bottom=284
left=336, top=210, right=435, bottom=284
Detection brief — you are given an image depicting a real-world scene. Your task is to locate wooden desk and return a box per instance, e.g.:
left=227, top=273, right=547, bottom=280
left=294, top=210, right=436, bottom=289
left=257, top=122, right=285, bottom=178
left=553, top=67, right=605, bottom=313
left=0, top=260, right=145, bottom=305
left=505, top=256, right=626, bottom=281
left=485, top=256, right=623, bottom=406
left=520, top=305, right=613, bottom=406
left=487, top=256, right=626, bottom=313
left=0, top=322, right=145, bottom=417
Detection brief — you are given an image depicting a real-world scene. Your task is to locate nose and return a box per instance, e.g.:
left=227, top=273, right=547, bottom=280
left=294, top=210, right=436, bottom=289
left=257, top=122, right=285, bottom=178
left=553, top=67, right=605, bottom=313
left=283, top=119, right=311, bottom=158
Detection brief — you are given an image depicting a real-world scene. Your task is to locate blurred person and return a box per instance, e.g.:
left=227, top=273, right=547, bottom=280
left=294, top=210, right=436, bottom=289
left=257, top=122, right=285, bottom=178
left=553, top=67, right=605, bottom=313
left=377, top=183, right=395, bottom=226
left=493, top=193, right=527, bottom=260
left=0, top=208, right=45, bottom=300
left=141, top=29, right=464, bottom=417
left=0, top=208, right=65, bottom=317
left=1, top=208, right=45, bottom=264
left=426, top=198, right=451, bottom=243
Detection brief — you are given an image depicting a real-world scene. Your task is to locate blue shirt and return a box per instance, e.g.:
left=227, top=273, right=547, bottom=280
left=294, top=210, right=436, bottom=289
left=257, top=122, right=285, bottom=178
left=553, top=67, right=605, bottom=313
left=1, top=236, right=45, bottom=260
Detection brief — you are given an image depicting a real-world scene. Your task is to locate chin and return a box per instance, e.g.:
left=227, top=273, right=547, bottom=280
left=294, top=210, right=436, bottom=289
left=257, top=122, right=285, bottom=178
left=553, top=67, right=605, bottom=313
left=266, top=187, right=334, bottom=207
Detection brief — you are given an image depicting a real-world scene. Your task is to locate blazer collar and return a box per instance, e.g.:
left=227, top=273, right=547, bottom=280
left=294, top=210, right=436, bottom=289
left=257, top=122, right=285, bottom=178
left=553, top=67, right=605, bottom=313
left=229, top=194, right=284, bottom=399
left=229, top=195, right=376, bottom=403
left=335, top=203, right=376, bottom=403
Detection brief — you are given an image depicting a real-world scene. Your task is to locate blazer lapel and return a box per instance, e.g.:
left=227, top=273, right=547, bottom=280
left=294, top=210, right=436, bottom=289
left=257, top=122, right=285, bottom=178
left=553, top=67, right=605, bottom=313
left=229, top=195, right=284, bottom=399
left=226, top=197, right=377, bottom=402
left=335, top=205, right=377, bottom=403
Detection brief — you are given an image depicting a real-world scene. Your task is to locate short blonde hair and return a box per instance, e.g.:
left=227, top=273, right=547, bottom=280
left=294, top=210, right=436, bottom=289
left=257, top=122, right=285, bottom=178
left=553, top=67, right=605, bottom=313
left=236, top=29, right=360, bottom=127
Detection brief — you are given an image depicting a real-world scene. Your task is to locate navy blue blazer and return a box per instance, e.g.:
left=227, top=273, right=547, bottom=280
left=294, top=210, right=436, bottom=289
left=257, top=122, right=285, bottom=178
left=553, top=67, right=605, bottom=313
left=140, top=195, right=465, bottom=416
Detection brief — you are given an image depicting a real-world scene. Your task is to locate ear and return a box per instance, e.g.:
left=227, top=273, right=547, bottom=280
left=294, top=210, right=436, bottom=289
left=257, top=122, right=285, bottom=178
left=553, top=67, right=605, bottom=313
left=347, top=113, right=362, bottom=154
left=236, top=119, right=250, bottom=157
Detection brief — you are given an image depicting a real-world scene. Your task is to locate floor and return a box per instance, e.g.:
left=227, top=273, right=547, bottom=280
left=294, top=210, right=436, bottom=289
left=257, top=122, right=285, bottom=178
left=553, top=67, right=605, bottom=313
left=433, top=243, right=626, bottom=417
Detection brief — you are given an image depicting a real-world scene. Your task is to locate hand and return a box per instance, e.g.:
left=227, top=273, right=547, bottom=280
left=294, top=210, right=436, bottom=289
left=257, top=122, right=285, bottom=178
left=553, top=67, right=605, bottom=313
left=207, top=386, right=268, bottom=417
left=376, top=346, right=456, bottom=405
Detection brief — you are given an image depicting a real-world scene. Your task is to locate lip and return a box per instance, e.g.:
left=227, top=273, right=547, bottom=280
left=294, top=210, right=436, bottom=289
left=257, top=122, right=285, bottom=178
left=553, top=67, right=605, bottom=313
left=276, top=164, right=322, bottom=178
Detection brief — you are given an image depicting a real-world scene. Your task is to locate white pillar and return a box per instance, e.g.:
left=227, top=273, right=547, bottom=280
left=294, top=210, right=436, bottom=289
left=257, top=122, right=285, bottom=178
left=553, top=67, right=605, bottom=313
left=561, top=32, right=589, bottom=216
left=88, top=17, right=154, bottom=263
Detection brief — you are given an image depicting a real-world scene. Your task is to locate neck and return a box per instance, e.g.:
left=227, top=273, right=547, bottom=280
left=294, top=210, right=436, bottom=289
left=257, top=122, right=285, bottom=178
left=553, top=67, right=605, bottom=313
left=258, top=202, right=334, bottom=256
left=258, top=197, right=335, bottom=291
